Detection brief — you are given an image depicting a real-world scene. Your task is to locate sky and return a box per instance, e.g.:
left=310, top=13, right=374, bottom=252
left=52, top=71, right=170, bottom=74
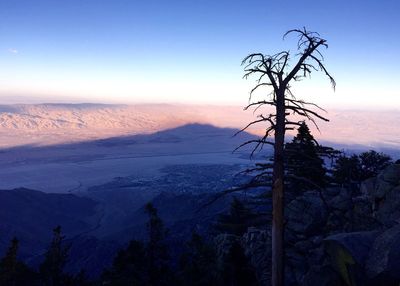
left=0, top=0, right=399, bottom=108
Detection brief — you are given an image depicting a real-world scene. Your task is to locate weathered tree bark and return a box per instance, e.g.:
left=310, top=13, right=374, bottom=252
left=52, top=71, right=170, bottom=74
left=272, top=88, right=286, bottom=286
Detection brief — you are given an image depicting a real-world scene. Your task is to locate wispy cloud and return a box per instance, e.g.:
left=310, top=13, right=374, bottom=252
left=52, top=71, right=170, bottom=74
left=8, top=48, right=18, bottom=54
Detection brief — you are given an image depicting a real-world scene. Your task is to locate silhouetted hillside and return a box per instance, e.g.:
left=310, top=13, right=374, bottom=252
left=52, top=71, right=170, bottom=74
left=0, top=188, right=98, bottom=259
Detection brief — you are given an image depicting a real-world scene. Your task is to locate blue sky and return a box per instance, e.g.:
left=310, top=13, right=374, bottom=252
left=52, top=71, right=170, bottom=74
left=0, top=0, right=399, bottom=108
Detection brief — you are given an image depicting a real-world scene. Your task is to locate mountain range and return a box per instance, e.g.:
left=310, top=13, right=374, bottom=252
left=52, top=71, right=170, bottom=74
left=0, top=103, right=399, bottom=151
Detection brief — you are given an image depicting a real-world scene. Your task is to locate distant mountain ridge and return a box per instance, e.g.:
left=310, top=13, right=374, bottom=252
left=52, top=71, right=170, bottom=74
left=0, top=103, right=399, bottom=151
left=0, top=103, right=174, bottom=131
left=0, top=103, right=252, bottom=147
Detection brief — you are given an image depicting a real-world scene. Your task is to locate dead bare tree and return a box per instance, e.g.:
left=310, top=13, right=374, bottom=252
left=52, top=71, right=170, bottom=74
left=240, top=28, right=335, bottom=286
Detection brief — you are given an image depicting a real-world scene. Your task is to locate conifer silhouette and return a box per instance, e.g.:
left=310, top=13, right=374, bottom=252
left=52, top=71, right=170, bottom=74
left=215, top=197, right=261, bottom=236
left=0, top=237, right=19, bottom=286
left=39, top=226, right=71, bottom=286
left=179, top=232, right=220, bottom=286
left=285, top=122, right=326, bottom=194
left=0, top=237, right=37, bottom=286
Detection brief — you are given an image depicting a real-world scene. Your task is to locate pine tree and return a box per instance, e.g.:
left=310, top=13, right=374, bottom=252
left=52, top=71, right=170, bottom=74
left=222, top=241, right=258, bottom=286
left=0, top=237, right=19, bottom=286
left=102, top=240, right=148, bottom=286
left=359, top=150, right=392, bottom=179
left=179, top=232, right=220, bottom=286
left=145, top=203, right=173, bottom=286
left=39, top=226, right=71, bottom=286
left=215, top=197, right=261, bottom=236
left=285, top=122, right=326, bottom=194
left=332, top=154, right=362, bottom=185
left=0, top=237, right=37, bottom=286
left=102, top=203, right=174, bottom=286
left=333, top=150, right=392, bottom=186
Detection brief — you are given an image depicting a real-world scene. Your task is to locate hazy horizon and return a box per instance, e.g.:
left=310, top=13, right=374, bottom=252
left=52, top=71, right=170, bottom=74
left=1, top=0, right=399, bottom=109
left=0, top=103, right=398, bottom=157
left=1, top=99, right=400, bottom=111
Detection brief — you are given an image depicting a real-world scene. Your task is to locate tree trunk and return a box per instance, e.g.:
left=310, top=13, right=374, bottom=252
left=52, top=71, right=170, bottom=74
left=271, top=89, right=285, bottom=286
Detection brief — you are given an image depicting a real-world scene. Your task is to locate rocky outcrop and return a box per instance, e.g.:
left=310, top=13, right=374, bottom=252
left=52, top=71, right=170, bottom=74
left=365, top=224, right=400, bottom=284
left=324, top=231, right=379, bottom=285
left=362, top=164, right=400, bottom=227
left=215, top=163, right=400, bottom=286
left=214, top=233, right=238, bottom=258
left=242, top=227, right=271, bottom=285
left=284, top=191, right=329, bottom=284
left=302, top=265, right=344, bottom=286
left=286, top=191, right=328, bottom=237
left=214, top=227, right=271, bottom=285
left=285, top=163, right=400, bottom=285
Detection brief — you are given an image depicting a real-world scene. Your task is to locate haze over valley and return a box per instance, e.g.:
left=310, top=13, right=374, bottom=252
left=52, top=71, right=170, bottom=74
left=0, top=103, right=396, bottom=192
left=1, top=103, right=399, bottom=149
left=0, top=103, right=398, bottom=193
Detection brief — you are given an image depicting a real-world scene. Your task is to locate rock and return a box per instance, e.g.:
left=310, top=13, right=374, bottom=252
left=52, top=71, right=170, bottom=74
left=294, top=240, right=314, bottom=253
left=286, top=191, right=327, bottom=236
left=310, top=235, right=323, bottom=247
left=379, top=164, right=400, bottom=185
left=274, top=164, right=400, bottom=285
left=326, top=211, right=343, bottom=232
left=360, top=177, right=376, bottom=197
left=324, top=187, right=342, bottom=200
left=328, top=188, right=352, bottom=211
left=282, top=164, right=400, bottom=285
left=361, top=164, right=400, bottom=201
left=286, top=247, right=309, bottom=284
left=366, top=224, right=400, bottom=284
left=375, top=186, right=400, bottom=227
left=359, top=164, right=400, bottom=227
left=352, top=196, right=377, bottom=231
left=285, top=228, right=300, bottom=245
left=214, top=233, right=239, bottom=258
left=324, top=231, right=379, bottom=286
left=307, top=247, right=325, bottom=266
left=374, top=180, right=394, bottom=200
left=242, top=227, right=271, bottom=285
left=215, top=229, right=272, bottom=285
left=303, top=265, right=345, bottom=286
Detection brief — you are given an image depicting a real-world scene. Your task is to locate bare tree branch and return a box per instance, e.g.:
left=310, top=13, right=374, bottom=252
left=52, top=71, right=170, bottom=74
left=237, top=28, right=335, bottom=286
